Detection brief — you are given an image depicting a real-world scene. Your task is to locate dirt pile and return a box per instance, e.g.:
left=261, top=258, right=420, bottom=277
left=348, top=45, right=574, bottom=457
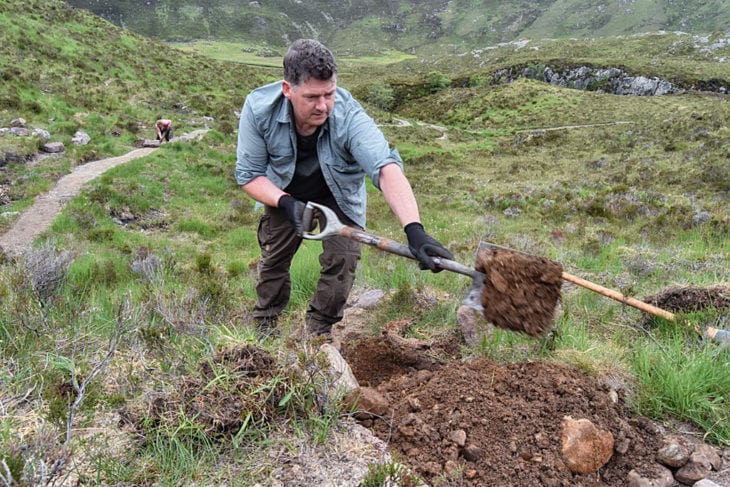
left=344, top=337, right=665, bottom=486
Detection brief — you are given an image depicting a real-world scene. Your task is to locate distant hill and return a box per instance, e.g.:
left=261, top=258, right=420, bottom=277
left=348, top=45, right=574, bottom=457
left=65, top=0, right=730, bottom=55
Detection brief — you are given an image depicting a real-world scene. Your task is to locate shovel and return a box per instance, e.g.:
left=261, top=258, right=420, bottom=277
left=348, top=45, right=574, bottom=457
left=300, top=202, right=704, bottom=337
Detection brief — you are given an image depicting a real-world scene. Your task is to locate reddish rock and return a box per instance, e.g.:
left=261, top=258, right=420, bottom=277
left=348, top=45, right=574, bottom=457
left=560, top=416, right=615, bottom=474
left=345, top=386, right=388, bottom=420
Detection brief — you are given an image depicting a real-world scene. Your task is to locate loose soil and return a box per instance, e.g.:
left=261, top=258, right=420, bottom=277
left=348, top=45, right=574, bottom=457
left=477, top=246, right=564, bottom=336
left=337, top=282, right=730, bottom=486
left=344, top=334, right=662, bottom=486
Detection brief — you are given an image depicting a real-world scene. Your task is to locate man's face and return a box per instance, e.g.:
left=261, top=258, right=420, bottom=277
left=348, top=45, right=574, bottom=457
left=282, top=77, right=337, bottom=135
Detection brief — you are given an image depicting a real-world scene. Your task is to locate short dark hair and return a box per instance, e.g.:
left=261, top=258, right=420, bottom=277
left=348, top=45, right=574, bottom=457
left=283, top=39, right=337, bottom=86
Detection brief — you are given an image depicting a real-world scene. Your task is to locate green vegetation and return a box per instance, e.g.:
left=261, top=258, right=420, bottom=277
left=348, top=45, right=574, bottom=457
left=67, top=0, right=730, bottom=56
left=1, top=0, right=729, bottom=484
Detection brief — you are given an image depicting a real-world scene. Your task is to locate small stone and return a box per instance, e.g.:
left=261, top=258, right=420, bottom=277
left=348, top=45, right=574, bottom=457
left=626, top=464, right=674, bottom=487
left=608, top=389, right=619, bottom=403
left=656, top=440, right=690, bottom=468
left=675, top=448, right=714, bottom=485
left=42, top=142, right=65, bottom=153
left=694, top=443, right=722, bottom=470
left=674, top=458, right=712, bottom=485
left=693, top=480, right=723, bottom=487
left=462, top=444, right=484, bottom=462
left=407, top=396, right=422, bottom=412
left=450, top=429, right=467, bottom=447
left=72, top=130, right=90, bottom=145
left=444, top=460, right=459, bottom=475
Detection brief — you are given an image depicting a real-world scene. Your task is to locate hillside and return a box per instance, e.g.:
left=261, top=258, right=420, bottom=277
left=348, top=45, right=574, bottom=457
left=0, top=0, right=264, bottom=142
left=66, top=0, right=730, bottom=54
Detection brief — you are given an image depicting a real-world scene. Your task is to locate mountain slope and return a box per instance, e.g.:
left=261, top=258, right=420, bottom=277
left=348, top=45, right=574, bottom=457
left=65, top=0, right=730, bottom=54
left=0, top=0, right=264, bottom=137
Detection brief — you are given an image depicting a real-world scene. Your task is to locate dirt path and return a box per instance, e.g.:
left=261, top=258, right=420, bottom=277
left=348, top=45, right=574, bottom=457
left=0, top=130, right=207, bottom=257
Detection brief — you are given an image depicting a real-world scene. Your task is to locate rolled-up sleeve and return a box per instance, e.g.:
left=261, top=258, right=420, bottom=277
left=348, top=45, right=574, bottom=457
left=235, top=99, right=269, bottom=186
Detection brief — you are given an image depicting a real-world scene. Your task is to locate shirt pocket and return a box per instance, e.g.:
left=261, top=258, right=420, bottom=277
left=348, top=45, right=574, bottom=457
left=266, top=140, right=294, bottom=167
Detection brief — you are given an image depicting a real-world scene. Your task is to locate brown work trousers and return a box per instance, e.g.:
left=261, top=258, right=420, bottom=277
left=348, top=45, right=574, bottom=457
left=253, top=202, right=361, bottom=335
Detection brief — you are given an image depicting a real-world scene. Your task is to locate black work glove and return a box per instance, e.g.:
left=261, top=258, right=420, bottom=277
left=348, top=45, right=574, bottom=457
left=404, top=222, right=453, bottom=273
left=278, top=194, right=306, bottom=236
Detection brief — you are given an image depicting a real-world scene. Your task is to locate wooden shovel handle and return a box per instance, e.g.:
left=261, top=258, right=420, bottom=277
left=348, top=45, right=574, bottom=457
left=561, top=272, right=676, bottom=321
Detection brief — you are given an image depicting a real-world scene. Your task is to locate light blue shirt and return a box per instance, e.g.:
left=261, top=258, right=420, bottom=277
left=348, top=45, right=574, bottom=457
left=235, top=81, right=404, bottom=227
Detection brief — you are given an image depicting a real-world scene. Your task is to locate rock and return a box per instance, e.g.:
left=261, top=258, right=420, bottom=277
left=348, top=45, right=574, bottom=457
left=657, top=438, right=691, bottom=468
left=319, top=343, right=358, bottom=395
left=675, top=446, right=715, bottom=485
left=449, top=429, right=467, bottom=447
left=406, top=395, right=421, bottom=412
left=71, top=130, right=90, bottom=145
left=627, top=464, right=675, bottom=487
left=351, top=288, right=385, bottom=309
left=693, top=480, right=723, bottom=487
left=444, top=460, right=459, bottom=475
left=143, top=139, right=161, bottom=148
left=10, top=118, right=26, bottom=128
left=693, top=443, right=722, bottom=470
left=345, top=387, right=388, bottom=420
left=457, top=304, right=492, bottom=346
left=560, top=416, right=615, bottom=474
left=462, top=444, right=484, bottom=462
left=9, top=127, right=30, bottom=136
left=32, top=128, right=50, bottom=141
left=42, top=141, right=65, bottom=153
left=675, top=461, right=711, bottom=484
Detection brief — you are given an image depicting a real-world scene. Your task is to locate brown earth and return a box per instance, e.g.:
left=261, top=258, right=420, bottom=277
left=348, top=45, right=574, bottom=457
left=477, top=246, right=564, bottom=336
left=337, top=281, right=730, bottom=486
left=343, top=333, right=662, bottom=486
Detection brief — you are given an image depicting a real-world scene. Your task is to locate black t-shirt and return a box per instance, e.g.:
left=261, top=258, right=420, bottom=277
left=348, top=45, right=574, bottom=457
left=285, top=127, right=332, bottom=203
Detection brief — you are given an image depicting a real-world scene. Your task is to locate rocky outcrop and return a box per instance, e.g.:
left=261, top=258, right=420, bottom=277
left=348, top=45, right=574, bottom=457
left=491, top=63, right=729, bottom=95
left=492, top=64, right=693, bottom=95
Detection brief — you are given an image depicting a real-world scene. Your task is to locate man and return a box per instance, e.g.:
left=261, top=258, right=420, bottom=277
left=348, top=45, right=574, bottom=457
left=156, top=117, right=172, bottom=142
left=235, top=39, right=452, bottom=340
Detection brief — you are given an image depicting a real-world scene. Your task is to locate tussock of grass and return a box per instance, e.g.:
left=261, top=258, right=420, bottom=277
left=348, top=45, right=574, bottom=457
left=631, top=328, right=730, bottom=446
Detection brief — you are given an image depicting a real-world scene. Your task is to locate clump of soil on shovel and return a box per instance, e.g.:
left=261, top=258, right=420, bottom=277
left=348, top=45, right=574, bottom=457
left=343, top=336, right=663, bottom=486
left=477, top=248, right=564, bottom=336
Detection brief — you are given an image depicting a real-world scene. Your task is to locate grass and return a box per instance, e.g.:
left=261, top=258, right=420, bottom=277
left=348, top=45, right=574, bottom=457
left=631, top=322, right=730, bottom=445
